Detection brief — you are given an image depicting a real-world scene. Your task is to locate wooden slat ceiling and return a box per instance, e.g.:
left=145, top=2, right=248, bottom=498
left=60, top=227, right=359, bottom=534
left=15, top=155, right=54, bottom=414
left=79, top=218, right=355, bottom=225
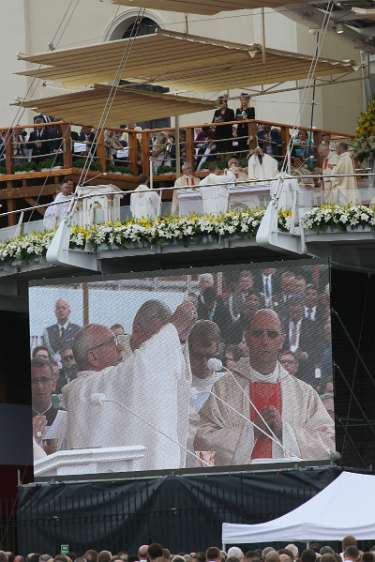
left=111, top=0, right=299, bottom=14
left=14, top=85, right=216, bottom=126
left=16, top=29, right=355, bottom=92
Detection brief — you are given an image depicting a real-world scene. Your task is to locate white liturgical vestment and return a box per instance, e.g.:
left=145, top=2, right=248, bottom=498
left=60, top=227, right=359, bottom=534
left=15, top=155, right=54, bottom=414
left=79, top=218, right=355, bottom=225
left=331, top=151, right=359, bottom=205
left=43, top=192, right=73, bottom=230
left=248, top=153, right=278, bottom=181
left=195, top=359, right=335, bottom=465
left=199, top=172, right=234, bottom=215
left=63, top=323, right=191, bottom=471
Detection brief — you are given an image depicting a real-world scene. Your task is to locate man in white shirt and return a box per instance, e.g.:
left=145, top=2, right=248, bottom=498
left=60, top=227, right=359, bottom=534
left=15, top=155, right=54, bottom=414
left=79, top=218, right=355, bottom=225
left=195, top=309, right=334, bottom=464
left=172, top=163, right=199, bottom=215
left=43, top=179, right=74, bottom=230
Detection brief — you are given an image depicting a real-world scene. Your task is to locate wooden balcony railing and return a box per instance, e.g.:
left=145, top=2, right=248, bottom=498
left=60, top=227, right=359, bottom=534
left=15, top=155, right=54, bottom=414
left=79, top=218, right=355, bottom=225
left=0, top=119, right=354, bottom=225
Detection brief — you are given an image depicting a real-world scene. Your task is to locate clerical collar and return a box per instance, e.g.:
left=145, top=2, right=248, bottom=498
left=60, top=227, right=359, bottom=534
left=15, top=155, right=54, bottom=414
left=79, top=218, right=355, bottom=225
left=249, top=364, right=281, bottom=383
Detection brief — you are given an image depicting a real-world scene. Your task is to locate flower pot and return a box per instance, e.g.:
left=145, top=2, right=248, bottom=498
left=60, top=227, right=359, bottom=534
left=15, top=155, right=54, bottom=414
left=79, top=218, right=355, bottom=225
left=346, top=225, right=372, bottom=233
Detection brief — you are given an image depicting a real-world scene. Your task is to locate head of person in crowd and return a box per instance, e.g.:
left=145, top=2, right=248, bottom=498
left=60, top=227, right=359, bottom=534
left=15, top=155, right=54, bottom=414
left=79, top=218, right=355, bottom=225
left=60, top=179, right=74, bottom=196
left=245, top=309, right=285, bottom=375
left=239, top=271, right=254, bottom=292
left=54, top=298, right=72, bottom=326
left=342, top=536, right=357, bottom=553
left=320, top=547, right=335, bottom=556
left=318, top=143, right=330, bottom=160
left=206, top=548, right=221, bottom=562
left=73, top=324, right=122, bottom=372
left=336, top=141, right=349, bottom=156
left=39, top=556, right=51, bottom=562
left=241, top=291, right=262, bottom=319
left=98, top=552, right=112, bottom=562
left=60, top=345, right=77, bottom=370
left=171, top=300, right=198, bottom=343
left=292, top=274, right=307, bottom=296
left=184, top=291, right=199, bottom=308
left=162, top=550, right=170, bottom=562
left=309, top=545, right=321, bottom=554
left=227, top=548, right=244, bottom=562
left=281, top=271, right=295, bottom=295
left=217, top=95, right=228, bottom=110
left=201, top=287, right=219, bottom=312
left=278, top=551, right=293, bottom=562
left=137, top=546, right=148, bottom=562
left=110, top=323, right=126, bottom=337
left=131, top=300, right=171, bottom=351
left=320, top=555, right=337, bottom=562
left=240, top=93, right=251, bottom=109
left=300, top=550, right=316, bottom=562
left=262, top=267, right=277, bottom=277
left=305, top=284, right=318, bottom=308
left=285, top=546, right=298, bottom=561
left=261, top=548, right=275, bottom=560
left=287, top=294, right=305, bottom=322
left=172, top=558, right=185, bottom=562
left=31, top=358, right=56, bottom=411
left=343, top=547, right=360, bottom=562
left=279, top=351, right=299, bottom=376
left=181, top=163, right=194, bottom=178
left=148, top=545, right=164, bottom=562
left=189, top=320, right=221, bottom=378
left=244, top=552, right=259, bottom=562
left=27, top=554, right=40, bottom=562
left=264, top=553, right=280, bottom=562
left=198, top=273, right=215, bottom=293
left=224, top=344, right=243, bottom=369
left=32, top=345, right=51, bottom=361
left=362, top=553, right=375, bottom=562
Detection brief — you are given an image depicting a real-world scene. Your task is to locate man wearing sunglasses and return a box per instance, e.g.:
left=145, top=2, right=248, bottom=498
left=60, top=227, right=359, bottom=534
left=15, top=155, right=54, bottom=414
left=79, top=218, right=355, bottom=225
left=195, top=309, right=334, bottom=465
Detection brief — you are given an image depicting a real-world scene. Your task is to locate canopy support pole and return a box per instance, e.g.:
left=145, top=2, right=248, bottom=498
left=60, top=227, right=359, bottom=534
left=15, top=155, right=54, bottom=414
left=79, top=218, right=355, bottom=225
left=175, top=115, right=181, bottom=178
left=261, top=7, right=266, bottom=64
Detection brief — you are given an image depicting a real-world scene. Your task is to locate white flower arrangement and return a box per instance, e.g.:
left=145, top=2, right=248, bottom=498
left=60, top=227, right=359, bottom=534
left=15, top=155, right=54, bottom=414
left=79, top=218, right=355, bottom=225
left=302, top=205, right=375, bottom=231
left=0, top=206, right=373, bottom=266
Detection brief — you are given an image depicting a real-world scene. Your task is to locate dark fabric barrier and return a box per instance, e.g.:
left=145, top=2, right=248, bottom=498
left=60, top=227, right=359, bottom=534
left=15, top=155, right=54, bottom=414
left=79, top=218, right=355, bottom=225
left=17, top=467, right=341, bottom=554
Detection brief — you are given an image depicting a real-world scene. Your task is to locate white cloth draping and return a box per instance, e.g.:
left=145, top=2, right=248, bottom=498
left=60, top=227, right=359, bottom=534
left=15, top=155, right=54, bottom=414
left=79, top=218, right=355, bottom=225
left=331, top=151, right=359, bottom=205
left=198, top=172, right=234, bottom=215
left=130, top=184, right=161, bottom=220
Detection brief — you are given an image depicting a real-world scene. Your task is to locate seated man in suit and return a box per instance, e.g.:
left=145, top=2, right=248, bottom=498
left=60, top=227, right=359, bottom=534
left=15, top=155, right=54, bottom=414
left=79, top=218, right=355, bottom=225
left=43, top=298, right=81, bottom=361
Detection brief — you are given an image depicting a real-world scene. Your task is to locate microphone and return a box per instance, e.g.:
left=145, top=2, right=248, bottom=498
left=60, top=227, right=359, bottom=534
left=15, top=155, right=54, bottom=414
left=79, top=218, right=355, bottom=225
left=207, top=358, right=225, bottom=373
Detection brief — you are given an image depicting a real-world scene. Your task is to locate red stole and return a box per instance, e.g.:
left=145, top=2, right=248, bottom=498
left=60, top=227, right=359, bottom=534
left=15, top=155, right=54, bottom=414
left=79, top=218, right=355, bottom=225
left=250, top=381, right=282, bottom=459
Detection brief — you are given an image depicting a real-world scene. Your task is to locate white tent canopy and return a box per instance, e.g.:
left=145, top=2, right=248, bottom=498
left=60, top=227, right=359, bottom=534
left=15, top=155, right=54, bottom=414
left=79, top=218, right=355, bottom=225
left=222, top=472, right=375, bottom=545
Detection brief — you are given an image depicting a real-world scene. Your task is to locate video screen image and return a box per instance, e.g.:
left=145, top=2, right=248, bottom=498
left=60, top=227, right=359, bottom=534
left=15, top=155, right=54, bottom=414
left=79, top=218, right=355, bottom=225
left=29, top=262, right=335, bottom=476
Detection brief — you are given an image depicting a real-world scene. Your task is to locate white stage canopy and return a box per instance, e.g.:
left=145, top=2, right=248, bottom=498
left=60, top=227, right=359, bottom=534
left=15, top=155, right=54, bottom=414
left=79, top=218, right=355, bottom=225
left=222, top=472, right=375, bottom=545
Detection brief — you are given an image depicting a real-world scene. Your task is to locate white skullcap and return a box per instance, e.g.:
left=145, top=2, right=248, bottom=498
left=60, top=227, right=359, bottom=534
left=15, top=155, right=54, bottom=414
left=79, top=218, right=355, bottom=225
left=227, top=548, right=244, bottom=560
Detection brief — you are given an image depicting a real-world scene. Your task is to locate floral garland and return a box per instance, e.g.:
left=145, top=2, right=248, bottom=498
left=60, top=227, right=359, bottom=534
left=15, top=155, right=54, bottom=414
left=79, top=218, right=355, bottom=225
left=1, top=206, right=373, bottom=266
left=302, top=205, right=375, bottom=231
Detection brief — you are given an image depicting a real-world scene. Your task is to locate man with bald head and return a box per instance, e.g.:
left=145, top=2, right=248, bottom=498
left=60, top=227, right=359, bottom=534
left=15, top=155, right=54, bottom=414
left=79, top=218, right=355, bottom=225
left=62, top=299, right=194, bottom=471
left=195, top=309, right=334, bottom=464
left=43, top=298, right=81, bottom=360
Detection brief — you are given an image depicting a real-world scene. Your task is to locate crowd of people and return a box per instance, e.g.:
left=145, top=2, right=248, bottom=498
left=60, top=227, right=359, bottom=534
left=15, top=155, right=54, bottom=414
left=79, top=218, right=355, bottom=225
left=1, top=535, right=374, bottom=562
left=30, top=264, right=335, bottom=471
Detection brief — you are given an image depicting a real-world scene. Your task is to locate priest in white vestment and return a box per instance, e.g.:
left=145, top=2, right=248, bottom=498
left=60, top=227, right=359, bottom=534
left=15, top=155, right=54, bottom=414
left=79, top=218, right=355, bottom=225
left=63, top=300, right=193, bottom=471
left=43, top=179, right=74, bottom=230
left=248, top=147, right=279, bottom=181
left=331, top=142, right=359, bottom=205
left=195, top=309, right=335, bottom=464
left=130, top=175, right=161, bottom=220
left=172, top=163, right=199, bottom=216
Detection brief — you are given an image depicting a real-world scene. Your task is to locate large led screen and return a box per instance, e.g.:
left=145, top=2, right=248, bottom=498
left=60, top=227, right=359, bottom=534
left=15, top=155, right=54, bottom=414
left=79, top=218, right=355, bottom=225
left=29, top=262, right=335, bottom=477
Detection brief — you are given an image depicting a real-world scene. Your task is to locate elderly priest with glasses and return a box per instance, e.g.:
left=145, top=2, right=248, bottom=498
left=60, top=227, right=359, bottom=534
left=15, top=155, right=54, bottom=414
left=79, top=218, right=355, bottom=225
left=194, top=309, right=335, bottom=464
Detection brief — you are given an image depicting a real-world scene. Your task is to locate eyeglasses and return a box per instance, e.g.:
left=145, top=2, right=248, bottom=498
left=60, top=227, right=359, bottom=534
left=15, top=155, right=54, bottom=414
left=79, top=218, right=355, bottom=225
left=250, top=329, right=281, bottom=339
left=87, top=334, right=119, bottom=353
left=32, top=377, right=54, bottom=385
